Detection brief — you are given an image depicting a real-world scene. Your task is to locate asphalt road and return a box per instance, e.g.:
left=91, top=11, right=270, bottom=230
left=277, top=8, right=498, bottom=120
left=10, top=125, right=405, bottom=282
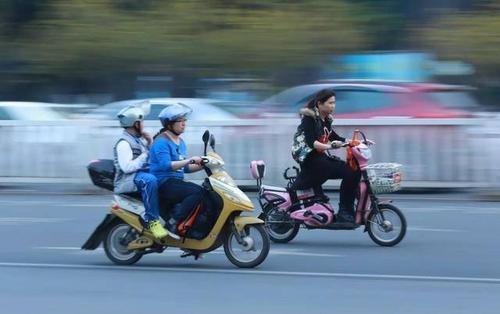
left=0, top=189, right=499, bottom=314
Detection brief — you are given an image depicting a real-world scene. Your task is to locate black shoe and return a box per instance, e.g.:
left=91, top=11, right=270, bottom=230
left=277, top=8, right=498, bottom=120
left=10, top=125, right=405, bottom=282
left=336, top=212, right=355, bottom=224
left=165, top=218, right=181, bottom=240
left=337, top=203, right=355, bottom=223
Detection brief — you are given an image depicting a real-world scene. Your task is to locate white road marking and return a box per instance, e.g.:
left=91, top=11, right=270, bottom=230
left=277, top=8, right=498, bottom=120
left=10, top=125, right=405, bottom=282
left=388, top=207, right=500, bottom=215
left=269, top=250, right=344, bottom=258
left=55, top=204, right=109, bottom=208
left=0, top=189, right=37, bottom=193
left=0, top=200, right=56, bottom=205
left=0, top=217, right=71, bottom=225
left=0, top=200, right=109, bottom=207
left=35, top=246, right=345, bottom=258
left=0, top=262, right=499, bottom=284
left=36, top=247, right=96, bottom=250
left=464, top=209, right=500, bottom=215
left=408, top=227, right=464, bottom=233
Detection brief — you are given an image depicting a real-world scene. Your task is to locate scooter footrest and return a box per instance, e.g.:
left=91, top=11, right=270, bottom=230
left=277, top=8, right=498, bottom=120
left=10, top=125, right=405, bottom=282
left=323, top=222, right=360, bottom=230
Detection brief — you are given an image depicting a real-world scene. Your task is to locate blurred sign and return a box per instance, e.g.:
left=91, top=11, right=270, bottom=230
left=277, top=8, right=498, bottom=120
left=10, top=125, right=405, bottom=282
left=326, top=51, right=475, bottom=81
left=429, top=60, right=475, bottom=76
left=332, top=52, right=432, bottom=81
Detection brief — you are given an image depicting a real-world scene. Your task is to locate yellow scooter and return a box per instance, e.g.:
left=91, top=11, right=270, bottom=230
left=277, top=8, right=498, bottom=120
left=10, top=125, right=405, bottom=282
left=82, top=130, right=270, bottom=268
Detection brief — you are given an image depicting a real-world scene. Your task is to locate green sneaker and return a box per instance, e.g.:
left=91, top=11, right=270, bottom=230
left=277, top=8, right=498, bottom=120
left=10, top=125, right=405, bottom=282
left=147, top=219, right=168, bottom=239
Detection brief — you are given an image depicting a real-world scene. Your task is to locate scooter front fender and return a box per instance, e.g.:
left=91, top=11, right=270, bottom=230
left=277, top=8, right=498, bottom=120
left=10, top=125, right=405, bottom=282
left=377, top=199, right=393, bottom=206
left=233, top=216, right=264, bottom=233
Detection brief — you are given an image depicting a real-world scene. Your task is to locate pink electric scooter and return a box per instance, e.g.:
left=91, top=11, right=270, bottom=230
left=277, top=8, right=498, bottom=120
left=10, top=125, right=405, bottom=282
left=251, top=130, right=406, bottom=247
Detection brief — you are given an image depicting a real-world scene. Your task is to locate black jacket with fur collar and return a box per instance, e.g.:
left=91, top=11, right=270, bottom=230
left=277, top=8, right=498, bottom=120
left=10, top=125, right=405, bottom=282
left=299, top=108, right=345, bottom=148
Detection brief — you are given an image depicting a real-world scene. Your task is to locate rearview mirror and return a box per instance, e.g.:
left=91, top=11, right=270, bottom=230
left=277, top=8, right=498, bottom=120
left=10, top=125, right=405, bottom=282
left=202, top=130, right=210, bottom=155
left=209, top=134, right=216, bottom=151
left=202, top=130, right=210, bottom=144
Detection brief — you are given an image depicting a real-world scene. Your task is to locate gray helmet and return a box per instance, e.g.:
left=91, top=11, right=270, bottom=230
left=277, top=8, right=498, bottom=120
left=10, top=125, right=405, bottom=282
left=116, top=100, right=151, bottom=128
left=117, top=106, right=145, bottom=128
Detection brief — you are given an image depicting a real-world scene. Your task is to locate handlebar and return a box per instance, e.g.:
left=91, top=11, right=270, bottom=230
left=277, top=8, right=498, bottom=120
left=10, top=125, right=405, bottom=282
left=200, top=157, right=210, bottom=165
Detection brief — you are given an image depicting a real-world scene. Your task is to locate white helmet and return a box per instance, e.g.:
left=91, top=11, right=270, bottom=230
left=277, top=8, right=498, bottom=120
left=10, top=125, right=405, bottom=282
left=116, top=100, right=151, bottom=128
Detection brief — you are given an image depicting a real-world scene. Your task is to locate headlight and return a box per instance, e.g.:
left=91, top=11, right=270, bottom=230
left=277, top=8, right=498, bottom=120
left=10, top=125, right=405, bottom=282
left=207, top=152, right=225, bottom=166
left=393, top=172, right=402, bottom=183
left=212, top=172, right=237, bottom=187
left=359, top=147, right=372, bottom=160
left=223, top=192, right=241, bottom=203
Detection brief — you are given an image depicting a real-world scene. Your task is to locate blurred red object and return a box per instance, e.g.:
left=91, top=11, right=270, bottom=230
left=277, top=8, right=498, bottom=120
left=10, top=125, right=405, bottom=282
left=252, top=81, right=478, bottom=119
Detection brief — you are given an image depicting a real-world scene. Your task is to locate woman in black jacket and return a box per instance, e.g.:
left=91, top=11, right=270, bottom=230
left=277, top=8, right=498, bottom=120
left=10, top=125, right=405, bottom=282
left=291, top=89, right=360, bottom=224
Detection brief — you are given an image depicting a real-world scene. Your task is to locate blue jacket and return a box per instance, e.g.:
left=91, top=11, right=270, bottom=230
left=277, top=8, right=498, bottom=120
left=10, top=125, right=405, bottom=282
left=149, top=135, right=190, bottom=184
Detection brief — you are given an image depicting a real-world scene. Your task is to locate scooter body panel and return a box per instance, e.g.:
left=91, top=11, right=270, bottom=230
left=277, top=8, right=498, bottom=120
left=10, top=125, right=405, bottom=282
left=355, top=180, right=372, bottom=224
left=260, top=188, right=292, bottom=210
left=290, top=202, right=334, bottom=226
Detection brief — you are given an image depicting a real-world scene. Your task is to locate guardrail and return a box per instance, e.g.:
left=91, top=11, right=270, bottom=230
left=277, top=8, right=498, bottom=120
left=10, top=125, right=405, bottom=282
left=1, top=118, right=499, bottom=189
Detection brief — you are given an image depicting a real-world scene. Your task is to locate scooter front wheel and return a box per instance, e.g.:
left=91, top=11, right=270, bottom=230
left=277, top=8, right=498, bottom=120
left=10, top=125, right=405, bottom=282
left=224, top=224, right=270, bottom=268
left=103, top=222, right=143, bottom=265
left=367, top=203, right=406, bottom=247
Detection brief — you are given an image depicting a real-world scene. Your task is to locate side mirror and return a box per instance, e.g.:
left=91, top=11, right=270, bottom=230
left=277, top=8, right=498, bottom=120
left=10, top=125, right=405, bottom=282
left=209, top=134, right=216, bottom=151
left=202, top=130, right=210, bottom=155
left=202, top=130, right=210, bottom=144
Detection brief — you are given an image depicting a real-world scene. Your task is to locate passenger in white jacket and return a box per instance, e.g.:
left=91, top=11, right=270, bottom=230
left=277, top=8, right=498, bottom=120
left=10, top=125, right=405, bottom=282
left=113, top=104, right=179, bottom=240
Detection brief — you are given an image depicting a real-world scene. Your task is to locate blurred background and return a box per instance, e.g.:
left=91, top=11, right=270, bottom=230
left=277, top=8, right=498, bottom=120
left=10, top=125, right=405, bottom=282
left=1, top=0, right=499, bottom=191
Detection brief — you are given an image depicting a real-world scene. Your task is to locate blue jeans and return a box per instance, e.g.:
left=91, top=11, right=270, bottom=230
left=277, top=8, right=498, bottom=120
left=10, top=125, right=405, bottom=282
left=159, top=178, right=203, bottom=221
left=134, top=171, right=160, bottom=222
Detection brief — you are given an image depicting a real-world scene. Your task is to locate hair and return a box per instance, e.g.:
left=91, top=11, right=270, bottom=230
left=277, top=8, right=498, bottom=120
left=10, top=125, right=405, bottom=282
left=306, top=89, right=336, bottom=109
left=153, top=127, right=168, bottom=140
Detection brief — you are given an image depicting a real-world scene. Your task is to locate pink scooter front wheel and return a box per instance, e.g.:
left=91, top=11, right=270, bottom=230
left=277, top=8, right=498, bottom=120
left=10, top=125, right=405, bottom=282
left=366, top=203, right=407, bottom=247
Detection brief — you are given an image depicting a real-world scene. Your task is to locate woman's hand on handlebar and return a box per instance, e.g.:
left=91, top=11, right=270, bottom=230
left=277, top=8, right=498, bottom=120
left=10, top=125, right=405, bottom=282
left=189, top=156, right=203, bottom=165
left=330, top=140, right=344, bottom=149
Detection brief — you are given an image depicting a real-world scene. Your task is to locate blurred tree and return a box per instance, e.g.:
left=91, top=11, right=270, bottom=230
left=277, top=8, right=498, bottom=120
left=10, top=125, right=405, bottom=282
left=419, top=1, right=500, bottom=106
left=3, top=0, right=384, bottom=88
left=0, top=0, right=49, bottom=35
left=420, top=1, right=500, bottom=79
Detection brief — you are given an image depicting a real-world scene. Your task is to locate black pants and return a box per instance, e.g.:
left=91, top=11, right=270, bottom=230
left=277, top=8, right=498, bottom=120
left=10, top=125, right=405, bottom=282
left=158, top=178, right=203, bottom=221
left=291, top=154, right=361, bottom=211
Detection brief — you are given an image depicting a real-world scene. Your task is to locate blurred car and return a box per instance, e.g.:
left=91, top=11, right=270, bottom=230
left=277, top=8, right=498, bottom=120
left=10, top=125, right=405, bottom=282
left=256, top=81, right=479, bottom=119
left=0, top=101, right=67, bottom=120
left=83, top=98, right=239, bottom=121
left=0, top=101, right=77, bottom=173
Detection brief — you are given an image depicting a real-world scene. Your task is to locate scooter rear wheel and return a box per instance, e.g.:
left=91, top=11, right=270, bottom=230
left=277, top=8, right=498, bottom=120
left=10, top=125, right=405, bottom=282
left=103, top=222, right=143, bottom=265
left=367, top=203, right=406, bottom=247
left=264, top=207, right=300, bottom=243
left=224, top=224, right=270, bottom=268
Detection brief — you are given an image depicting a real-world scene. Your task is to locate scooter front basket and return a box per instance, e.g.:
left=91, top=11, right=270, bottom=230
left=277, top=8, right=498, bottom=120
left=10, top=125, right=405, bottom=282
left=366, top=163, right=403, bottom=194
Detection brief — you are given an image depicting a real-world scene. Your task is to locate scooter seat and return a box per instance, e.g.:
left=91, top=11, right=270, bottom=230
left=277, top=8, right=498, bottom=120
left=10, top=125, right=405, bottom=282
left=261, top=185, right=288, bottom=193
left=118, top=192, right=142, bottom=201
